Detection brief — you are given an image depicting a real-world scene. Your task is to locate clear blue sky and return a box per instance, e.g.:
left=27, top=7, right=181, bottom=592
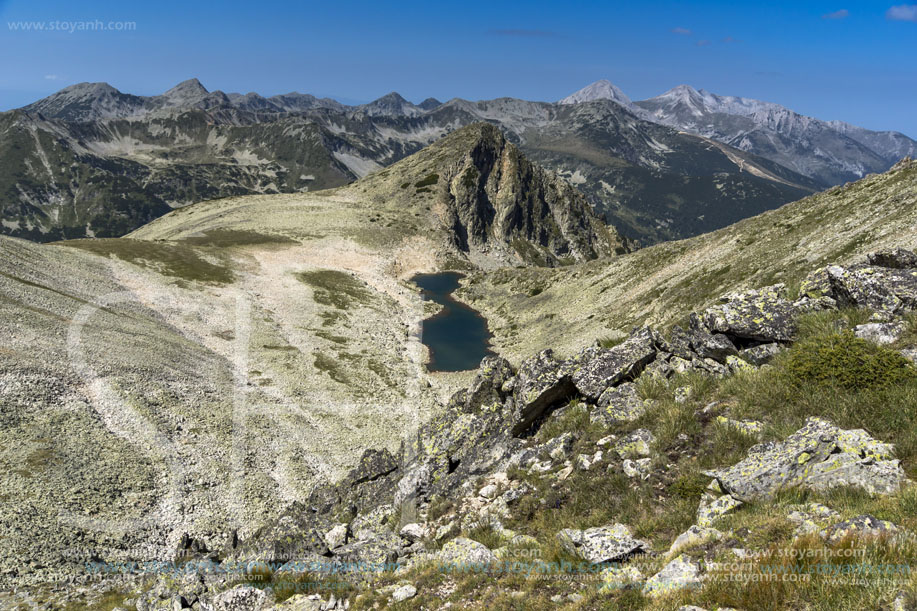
left=1, top=0, right=915, bottom=137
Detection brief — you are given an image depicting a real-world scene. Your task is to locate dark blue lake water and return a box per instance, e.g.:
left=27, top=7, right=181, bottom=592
left=413, top=272, right=495, bottom=372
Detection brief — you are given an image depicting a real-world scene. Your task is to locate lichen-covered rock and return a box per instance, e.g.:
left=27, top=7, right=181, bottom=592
left=868, top=248, right=917, bottom=270
left=236, top=510, right=330, bottom=562
left=334, top=532, right=403, bottom=567
left=592, top=382, right=646, bottom=425
left=556, top=523, right=646, bottom=563
left=725, top=355, right=754, bottom=373
left=690, top=331, right=738, bottom=363
left=821, top=514, right=899, bottom=544
left=399, top=523, right=427, bottom=543
left=346, top=448, right=399, bottom=486
left=614, top=429, right=655, bottom=459
left=564, top=328, right=657, bottom=401
left=697, top=494, right=742, bottom=527
left=786, top=503, right=840, bottom=536
left=827, top=264, right=917, bottom=314
left=700, top=284, right=798, bottom=343
left=351, top=504, right=396, bottom=541
left=854, top=322, right=907, bottom=346
left=643, top=554, right=703, bottom=597
left=800, top=267, right=833, bottom=298
left=512, top=349, right=576, bottom=435
left=669, top=525, right=723, bottom=556
left=715, top=416, right=763, bottom=436
left=437, top=537, right=497, bottom=567
left=622, top=458, right=652, bottom=479
left=598, top=564, right=644, bottom=591
left=464, top=356, right=514, bottom=412
left=740, top=343, right=784, bottom=366
left=391, top=584, right=418, bottom=602
left=323, top=523, right=349, bottom=550
left=706, top=417, right=909, bottom=502
left=212, top=586, right=272, bottom=611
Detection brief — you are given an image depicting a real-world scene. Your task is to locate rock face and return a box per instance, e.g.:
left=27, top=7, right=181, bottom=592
left=706, top=417, right=910, bottom=502
left=825, top=264, right=917, bottom=315
left=555, top=524, right=647, bottom=563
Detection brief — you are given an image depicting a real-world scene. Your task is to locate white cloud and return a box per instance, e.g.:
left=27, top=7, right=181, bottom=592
left=671, top=27, right=692, bottom=35
left=887, top=4, right=917, bottom=21
left=44, top=74, right=59, bottom=80
left=822, top=9, right=850, bottom=19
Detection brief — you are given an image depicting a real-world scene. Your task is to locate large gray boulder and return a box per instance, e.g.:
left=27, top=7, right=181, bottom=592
left=437, top=537, right=497, bottom=567
left=700, top=285, right=798, bottom=343
left=868, top=248, right=917, bottom=270
left=706, top=417, right=909, bottom=502
left=826, top=264, right=917, bottom=315
left=592, top=382, right=646, bottom=425
left=563, top=327, right=657, bottom=401
left=512, top=349, right=576, bottom=435
left=555, top=523, right=646, bottom=563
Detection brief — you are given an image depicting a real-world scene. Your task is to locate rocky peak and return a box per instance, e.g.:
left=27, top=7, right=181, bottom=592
left=163, top=77, right=209, bottom=100
left=22, top=81, right=147, bottom=121
left=356, top=122, right=627, bottom=266
left=359, top=92, right=422, bottom=116
left=418, top=97, right=442, bottom=111
left=559, top=79, right=634, bottom=109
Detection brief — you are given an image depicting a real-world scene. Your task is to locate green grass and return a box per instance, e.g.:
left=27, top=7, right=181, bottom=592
left=59, top=238, right=234, bottom=284
left=297, top=269, right=373, bottom=310
left=177, top=229, right=297, bottom=247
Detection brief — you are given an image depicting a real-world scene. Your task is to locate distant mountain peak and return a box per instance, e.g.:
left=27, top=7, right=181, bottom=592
left=163, top=78, right=209, bottom=99
left=418, top=97, right=442, bottom=110
left=360, top=92, right=421, bottom=116
left=559, top=79, right=634, bottom=108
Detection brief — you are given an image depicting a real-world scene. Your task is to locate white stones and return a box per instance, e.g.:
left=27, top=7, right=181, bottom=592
left=324, top=523, right=349, bottom=550
left=478, top=484, right=499, bottom=499
left=556, top=523, right=646, bottom=563
left=598, top=564, right=644, bottom=591
left=399, top=523, right=427, bottom=542
left=643, top=554, right=703, bottom=597
left=622, top=458, right=652, bottom=479
left=391, top=584, right=417, bottom=602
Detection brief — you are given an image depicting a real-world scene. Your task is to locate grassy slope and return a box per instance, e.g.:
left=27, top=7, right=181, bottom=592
left=461, top=160, right=917, bottom=362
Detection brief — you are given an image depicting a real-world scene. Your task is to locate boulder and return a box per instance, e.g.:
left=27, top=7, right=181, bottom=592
left=555, top=524, right=646, bottom=563
left=868, top=248, right=917, bottom=270
left=323, top=524, right=349, bottom=550
left=351, top=505, right=396, bottom=541
left=334, top=532, right=402, bottom=567
left=598, top=564, right=644, bottom=591
left=853, top=322, right=907, bottom=346
left=391, top=584, right=417, bottom=602
left=346, top=448, right=398, bottom=486
left=512, top=350, right=576, bottom=435
left=614, top=429, right=655, bottom=459
left=437, top=537, right=497, bottom=567
left=592, top=383, right=646, bottom=425
left=643, top=554, right=703, bottom=598
left=464, top=356, right=514, bottom=412
left=622, top=458, right=652, bottom=479
left=826, top=264, right=917, bottom=314
left=740, top=343, right=784, bottom=366
left=706, top=417, right=909, bottom=502
left=212, top=586, right=272, bottom=611
left=564, top=328, right=657, bottom=401
left=821, top=514, right=899, bottom=544
left=690, top=331, right=738, bottom=363
left=786, top=503, right=840, bottom=536
left=697, top=494, right=742, bottom=527
left=668, top=525, right=723, bottom=556
left=700, top=284, right=798, bottom=343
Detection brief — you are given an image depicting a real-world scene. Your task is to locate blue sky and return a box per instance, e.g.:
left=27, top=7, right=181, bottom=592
left=1, top=0, right=915, bottom=136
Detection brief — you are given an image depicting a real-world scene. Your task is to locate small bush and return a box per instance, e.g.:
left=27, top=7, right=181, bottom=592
left=782, top=331, right=916, bottom=391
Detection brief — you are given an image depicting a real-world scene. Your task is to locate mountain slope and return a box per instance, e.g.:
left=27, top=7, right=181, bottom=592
left=462, top=158, right=917, bottom=360
left=633, top=84, right=916, bottom=186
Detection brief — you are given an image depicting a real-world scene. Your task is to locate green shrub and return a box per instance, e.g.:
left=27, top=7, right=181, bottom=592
left=782, top=331, right=916, bottom=391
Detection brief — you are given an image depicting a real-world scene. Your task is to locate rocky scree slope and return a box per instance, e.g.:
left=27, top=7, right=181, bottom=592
left=61, top=247, right=917, bottom=610
left=1, top=79, right=820, bottom=244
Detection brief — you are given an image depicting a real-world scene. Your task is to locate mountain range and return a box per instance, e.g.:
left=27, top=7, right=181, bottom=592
left=1, top=78, right=913, bottom=245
